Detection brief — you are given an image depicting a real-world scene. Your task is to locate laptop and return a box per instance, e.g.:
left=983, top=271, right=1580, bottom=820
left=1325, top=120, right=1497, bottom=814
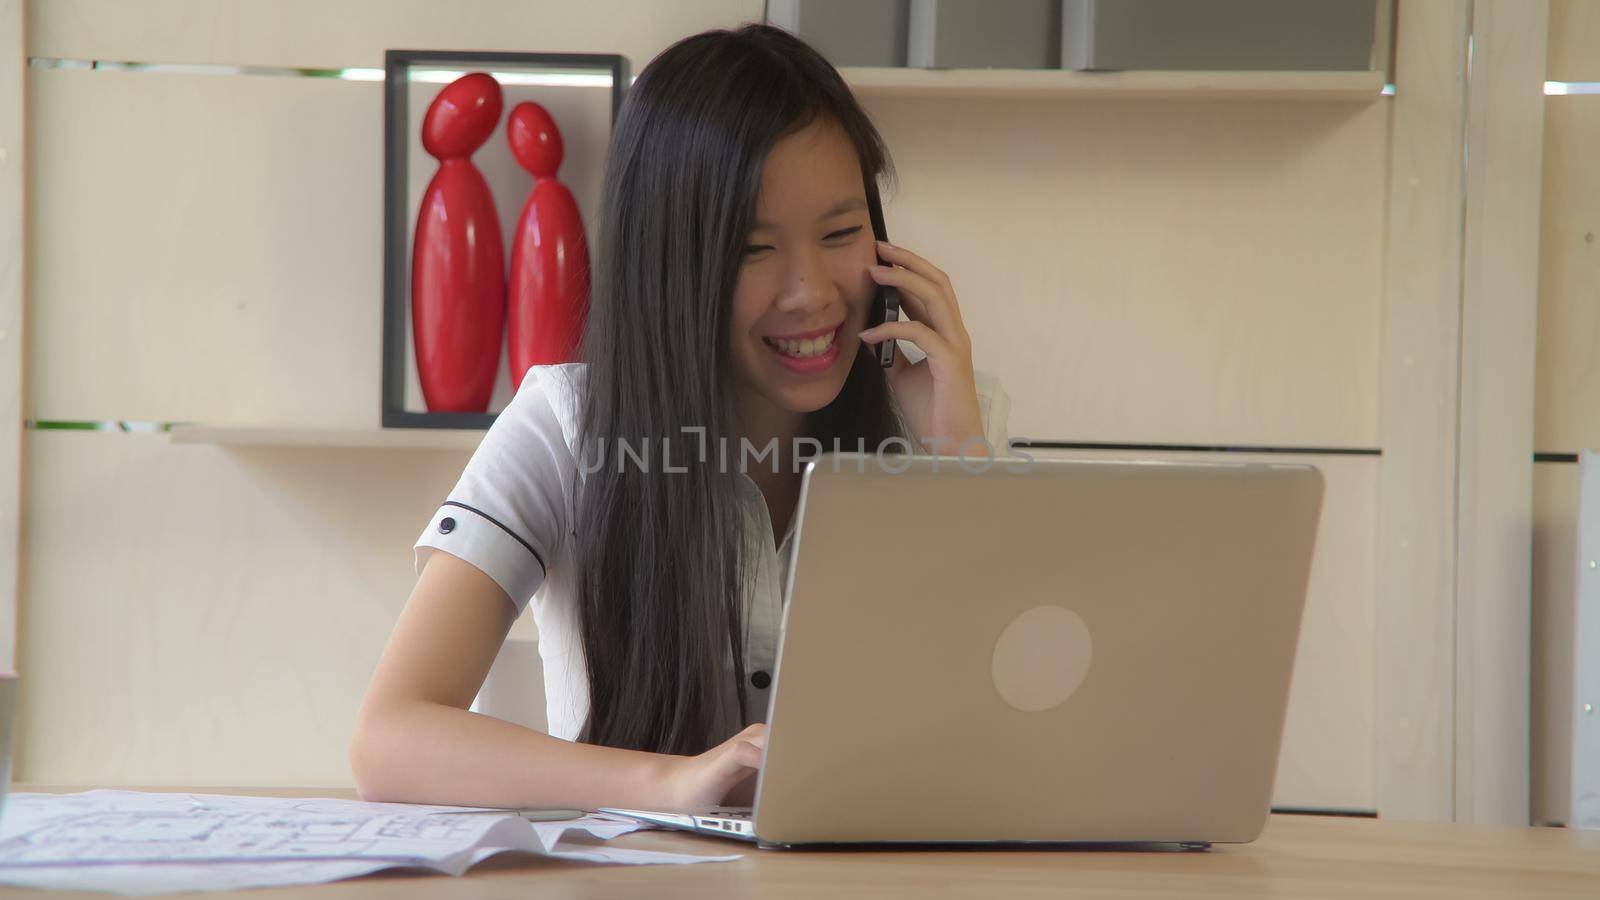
left=602, top=452, right=1323, bottom=849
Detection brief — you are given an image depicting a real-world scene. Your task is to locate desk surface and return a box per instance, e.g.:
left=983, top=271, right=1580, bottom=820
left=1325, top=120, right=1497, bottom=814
left=6, top=786, right=1599, bottom=898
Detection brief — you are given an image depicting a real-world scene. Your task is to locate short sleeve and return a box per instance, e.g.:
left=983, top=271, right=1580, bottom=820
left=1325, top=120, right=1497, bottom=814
left=413, top=368, right=579, bottom=616
left=974, top=369, right=1012, bottom=455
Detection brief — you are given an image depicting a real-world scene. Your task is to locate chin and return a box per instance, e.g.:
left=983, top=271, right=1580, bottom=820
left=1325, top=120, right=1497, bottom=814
left=779, top=378, right=848, bottom=414
left=755, top=365, right=848, bottom=415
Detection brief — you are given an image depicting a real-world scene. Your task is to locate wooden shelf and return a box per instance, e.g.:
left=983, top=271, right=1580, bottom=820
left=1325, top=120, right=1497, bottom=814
left=166, top=425, right=484, bottom=450
left=839, top=67, right=1387, bottom=101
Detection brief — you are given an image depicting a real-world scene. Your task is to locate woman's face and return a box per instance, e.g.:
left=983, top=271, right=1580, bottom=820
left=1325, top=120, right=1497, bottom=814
left=729, top=117, right=878, bottom=422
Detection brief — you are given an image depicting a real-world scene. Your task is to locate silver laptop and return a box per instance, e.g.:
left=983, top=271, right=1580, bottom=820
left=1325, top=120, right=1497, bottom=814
left=603, top=452, right=1323, bottom=849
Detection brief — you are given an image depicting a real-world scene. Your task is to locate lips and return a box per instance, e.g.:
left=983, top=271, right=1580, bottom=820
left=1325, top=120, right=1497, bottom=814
left=763, top=325, right=838, bottom=359
left=762, top=324, right=843, bottom=375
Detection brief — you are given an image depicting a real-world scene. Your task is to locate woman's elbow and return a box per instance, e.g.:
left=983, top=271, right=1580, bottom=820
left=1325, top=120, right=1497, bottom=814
left=347, top=713, right=399, bottom=802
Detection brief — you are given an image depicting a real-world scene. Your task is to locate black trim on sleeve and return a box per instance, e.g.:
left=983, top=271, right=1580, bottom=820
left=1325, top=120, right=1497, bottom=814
left=440, top=500, right=548, bottom=575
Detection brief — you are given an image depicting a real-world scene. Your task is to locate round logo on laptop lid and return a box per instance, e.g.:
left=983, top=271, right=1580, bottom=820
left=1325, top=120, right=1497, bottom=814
left=991, top=605, right=1093, bottom=712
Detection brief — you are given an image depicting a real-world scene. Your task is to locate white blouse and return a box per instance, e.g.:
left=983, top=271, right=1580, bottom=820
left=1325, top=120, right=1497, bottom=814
left=414, top=362, right=1011, bottom=744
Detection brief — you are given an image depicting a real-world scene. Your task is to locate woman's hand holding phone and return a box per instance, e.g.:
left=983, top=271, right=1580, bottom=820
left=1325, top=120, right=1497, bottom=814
left=858, top=241, right=985, bottom=455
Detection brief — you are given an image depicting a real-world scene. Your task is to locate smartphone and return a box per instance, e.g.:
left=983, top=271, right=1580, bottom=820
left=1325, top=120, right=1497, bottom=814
left=864, top=180, right=899, bottom=368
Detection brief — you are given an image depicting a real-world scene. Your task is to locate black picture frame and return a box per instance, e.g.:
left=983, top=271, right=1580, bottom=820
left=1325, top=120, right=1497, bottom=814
left=382, top=49, right=628, bottom=429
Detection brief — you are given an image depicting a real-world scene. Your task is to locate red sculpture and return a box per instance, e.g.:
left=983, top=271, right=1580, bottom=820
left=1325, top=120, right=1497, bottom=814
left=507, top=101, right=591, bottom=389
left=412, top=73, right=506, bottom=413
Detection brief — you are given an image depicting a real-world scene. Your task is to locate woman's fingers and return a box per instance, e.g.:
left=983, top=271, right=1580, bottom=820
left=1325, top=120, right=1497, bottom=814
left=874, top=241, right=955, bottom=303
left=859, top=319, right=957, bottom=365
left=867, top=252, right=972, bottom=356
left=868, top=264, right=961, bottom=344
left=876, top=240, right=960, bottom=323
left=674, top=724, right=769, bottom=808
left=727, top=724, right=766, bottom=768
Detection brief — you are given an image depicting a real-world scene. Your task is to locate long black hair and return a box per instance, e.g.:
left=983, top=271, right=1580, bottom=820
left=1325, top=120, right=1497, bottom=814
left=574, top=24, right=903, bottom=755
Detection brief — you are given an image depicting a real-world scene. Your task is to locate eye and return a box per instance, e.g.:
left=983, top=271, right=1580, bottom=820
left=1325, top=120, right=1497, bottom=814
left=743, top=244, right=773, bottom=257
left=825, top=226, right=863, bottom=242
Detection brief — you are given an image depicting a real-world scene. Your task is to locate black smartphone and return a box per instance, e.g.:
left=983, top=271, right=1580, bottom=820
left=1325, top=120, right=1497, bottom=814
left=864, top=180, right=899, bottom=368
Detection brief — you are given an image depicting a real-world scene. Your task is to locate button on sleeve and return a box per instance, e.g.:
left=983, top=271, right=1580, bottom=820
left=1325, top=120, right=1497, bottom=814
left=413, top=368, right=578, bottom=616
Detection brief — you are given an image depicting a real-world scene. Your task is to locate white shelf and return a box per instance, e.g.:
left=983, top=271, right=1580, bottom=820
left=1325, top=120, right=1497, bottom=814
left=839, top=67, right=1387, bottom=101
left=166, top=425, right=484, bottom=450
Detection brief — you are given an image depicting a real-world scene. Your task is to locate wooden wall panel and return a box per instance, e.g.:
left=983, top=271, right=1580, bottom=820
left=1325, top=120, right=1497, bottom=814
left=1, top=0, right=22, bottom=674
left=1029, top=448, right=1377, bottom=812
left=868, top=95, right=1387, bottom=448
left=1452, top=0, right=1545, bottom=826
left=1532, top=460, right=1579, bottom=826
left=1535, top=97, right=1600, bottom=455
left=27, top=69, right=383, bottom=425
left=15, top=432, right=479, bottom=786
left=29, top=72, right=618, bottom=426
left=25, top=0, right=763, bottom=72
left=29, top=72, right=1393, bottom=437
left=1375, top=0, right=1470, bottom=822
left=1547, top=0, right=1600, bottom=84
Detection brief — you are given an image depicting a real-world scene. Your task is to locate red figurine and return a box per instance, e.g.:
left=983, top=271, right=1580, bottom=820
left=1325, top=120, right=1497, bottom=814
left=412, top=73, right=506, bottom=413
left=507, top=101, right=591, bottom=389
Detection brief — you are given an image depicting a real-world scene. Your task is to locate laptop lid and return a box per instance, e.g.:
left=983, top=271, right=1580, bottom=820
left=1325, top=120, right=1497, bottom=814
left=750, top=453, right=1323, bottom=846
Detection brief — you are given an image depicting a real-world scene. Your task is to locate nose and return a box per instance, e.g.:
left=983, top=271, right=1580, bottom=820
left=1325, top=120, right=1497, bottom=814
left=773, top=248, right=836, bottom=314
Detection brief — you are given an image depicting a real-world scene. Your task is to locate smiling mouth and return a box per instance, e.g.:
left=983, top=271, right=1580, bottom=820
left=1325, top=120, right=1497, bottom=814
left=762, top=325, right=840, bottom=360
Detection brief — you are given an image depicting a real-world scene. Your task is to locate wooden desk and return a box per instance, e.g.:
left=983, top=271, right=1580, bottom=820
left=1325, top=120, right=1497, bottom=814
left=6, top=786, right=1599, bottom=898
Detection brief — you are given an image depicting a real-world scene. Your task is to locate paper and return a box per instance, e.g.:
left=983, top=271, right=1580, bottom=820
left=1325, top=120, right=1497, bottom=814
left=0, top=790, right=741, bottom=896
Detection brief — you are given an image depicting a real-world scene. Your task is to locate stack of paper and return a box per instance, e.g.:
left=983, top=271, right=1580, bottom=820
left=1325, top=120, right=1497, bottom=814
left=0, top=790, right=740, bottom=895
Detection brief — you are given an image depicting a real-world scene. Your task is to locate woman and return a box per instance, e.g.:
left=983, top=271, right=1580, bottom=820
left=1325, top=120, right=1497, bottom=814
left=351, top=23, right=1006, bottom=811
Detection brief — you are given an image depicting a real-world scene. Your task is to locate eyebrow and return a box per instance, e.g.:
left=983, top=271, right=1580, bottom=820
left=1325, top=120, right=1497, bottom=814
left=752, top=197, right=867, bottom=231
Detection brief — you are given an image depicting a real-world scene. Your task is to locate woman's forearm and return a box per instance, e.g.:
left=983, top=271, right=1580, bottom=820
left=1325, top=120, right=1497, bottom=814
left=350, top=699, right=676, bottom=810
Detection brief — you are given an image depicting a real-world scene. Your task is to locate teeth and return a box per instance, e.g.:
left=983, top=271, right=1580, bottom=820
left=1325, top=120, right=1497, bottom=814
left=770, top=329, right=835, bottom=358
